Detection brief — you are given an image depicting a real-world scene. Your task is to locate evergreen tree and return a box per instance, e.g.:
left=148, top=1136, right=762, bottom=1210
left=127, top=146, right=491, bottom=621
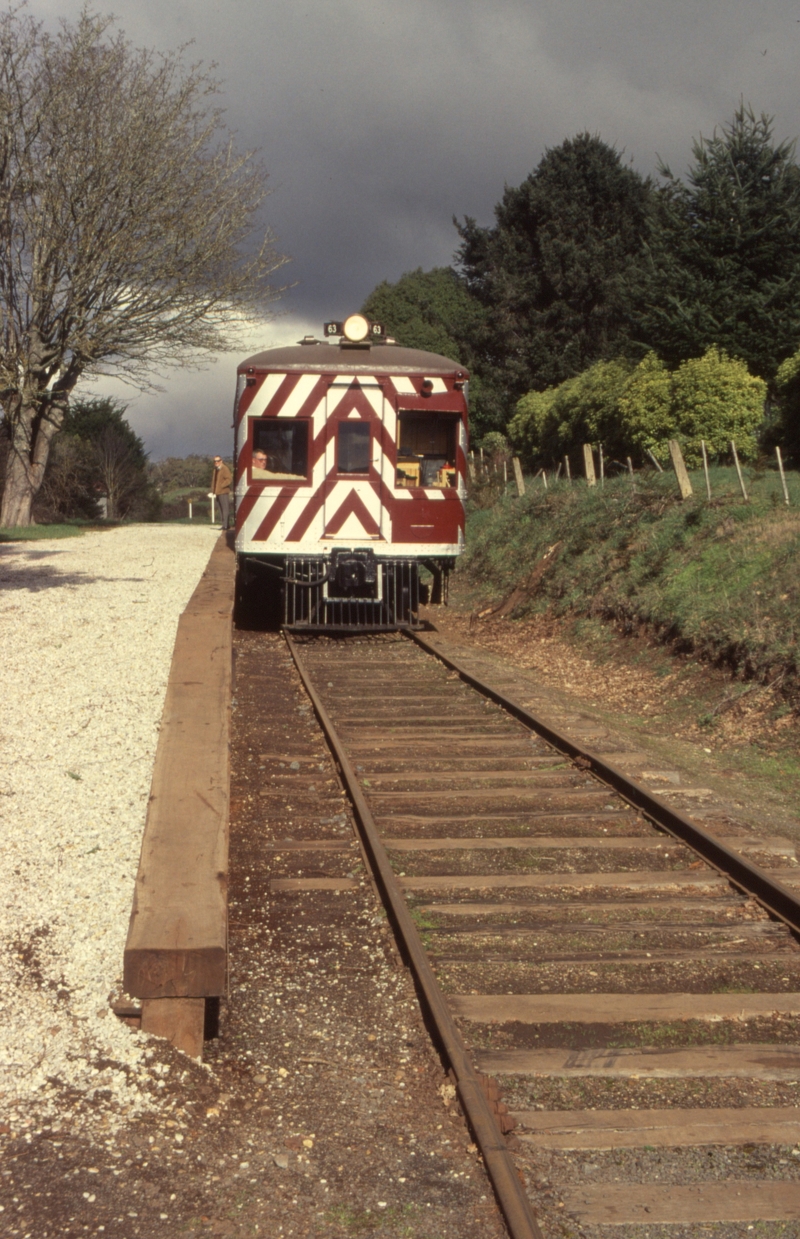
left=647, top=104, right=800, bottom=381
left=361, top=267, right=479, bottom=362
left=38, top=397, right=158, bottom=520
left=361, top=267, right=495, bottom=434
left=455, top=134, right=656, bottom=429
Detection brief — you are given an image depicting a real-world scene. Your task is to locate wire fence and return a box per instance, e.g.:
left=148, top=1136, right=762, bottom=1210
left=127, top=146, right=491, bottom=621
left=469, top=441, right=796, bottom=507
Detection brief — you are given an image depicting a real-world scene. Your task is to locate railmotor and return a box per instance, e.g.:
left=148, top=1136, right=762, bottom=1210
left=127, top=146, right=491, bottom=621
left=233, top=315, right=469, bottom=630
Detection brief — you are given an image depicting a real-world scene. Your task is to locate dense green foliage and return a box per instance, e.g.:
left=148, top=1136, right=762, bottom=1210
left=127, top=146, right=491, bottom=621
left=646, top=105, right=800, bottom=381
left=461, top=467, right=800, bottom=696
left=38, top=397, right=159, bottom=521
left=666, top=350, right=766, bottom=463
left=455, top=134, right=655, bottom=427
left=510, top=358, right=633, bottom=465
left=360, top=268, right=494, bottom=433
left=510, top=348, right=766, bottom=468
left=359, top=105, right=800, bottom=452
left=775, top=349, right=800, bottom=462
left=361, top=267, right=479, bottom=362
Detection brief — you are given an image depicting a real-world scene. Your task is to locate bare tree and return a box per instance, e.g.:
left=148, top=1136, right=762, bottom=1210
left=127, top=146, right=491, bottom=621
left=0, top=8, right=287, bottom=525
left=34, top=432, right=92, bottom=520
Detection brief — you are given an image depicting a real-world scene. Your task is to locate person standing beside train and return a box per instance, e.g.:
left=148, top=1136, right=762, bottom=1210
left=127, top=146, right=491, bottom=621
left=210, top=455, right=232, bottom=528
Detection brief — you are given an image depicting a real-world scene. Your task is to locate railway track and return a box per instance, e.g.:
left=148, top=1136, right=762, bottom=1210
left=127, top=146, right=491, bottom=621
left=285, top=629, right=800, bottom=1238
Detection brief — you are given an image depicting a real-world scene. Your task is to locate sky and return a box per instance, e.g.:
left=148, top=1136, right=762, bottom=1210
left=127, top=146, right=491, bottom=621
left=36, top=0, right=800, bottom=458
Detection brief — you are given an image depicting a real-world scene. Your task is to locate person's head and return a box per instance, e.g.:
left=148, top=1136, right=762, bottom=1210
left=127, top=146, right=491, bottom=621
left=253, top=450, right=267, bottom=468
left=213, top=455, right=223, bottom=468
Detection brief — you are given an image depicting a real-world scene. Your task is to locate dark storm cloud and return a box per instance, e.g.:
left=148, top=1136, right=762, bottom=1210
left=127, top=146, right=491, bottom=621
left=35, top=0, right=800, bottom=455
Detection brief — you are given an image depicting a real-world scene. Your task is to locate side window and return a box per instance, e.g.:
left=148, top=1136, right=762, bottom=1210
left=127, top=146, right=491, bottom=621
left=252, top=419, right=309, bottom=481
left=397, top=413, right=458, bottom=488
left=337, top=422, right=370, bottom=474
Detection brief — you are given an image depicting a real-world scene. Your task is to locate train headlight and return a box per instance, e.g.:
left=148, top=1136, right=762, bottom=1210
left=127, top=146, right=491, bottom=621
left=342, top=314, right=370, bottom=342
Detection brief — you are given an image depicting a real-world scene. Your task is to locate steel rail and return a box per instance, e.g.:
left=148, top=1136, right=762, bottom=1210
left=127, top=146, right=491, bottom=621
left=410, top=630, right=800, bottom=937
left=284, top=633, right=544, bottom=1239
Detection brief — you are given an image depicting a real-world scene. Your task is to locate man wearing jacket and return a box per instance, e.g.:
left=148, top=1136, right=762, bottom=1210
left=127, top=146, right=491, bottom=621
left=211, top=456, right=232, bottom=529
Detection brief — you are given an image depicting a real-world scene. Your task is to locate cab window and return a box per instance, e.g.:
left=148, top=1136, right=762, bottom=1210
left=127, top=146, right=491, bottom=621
left=251, top=419, right=309, bottom=481
left=396, top=412, right=458, bottom=488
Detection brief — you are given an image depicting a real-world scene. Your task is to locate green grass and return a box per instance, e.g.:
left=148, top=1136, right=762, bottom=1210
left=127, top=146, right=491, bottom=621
left=324, top=1203, right=423, bottom=1236
left=461, top=463, right=800, bottom=702
left=161, top=484, right=212, bottom=504
left=409, top=906, right=439, bottom=949
left=0, top=520, right=102, bottom=541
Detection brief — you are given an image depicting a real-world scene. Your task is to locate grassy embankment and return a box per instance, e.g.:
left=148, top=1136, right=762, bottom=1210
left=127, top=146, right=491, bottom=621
left=460, top=464, right=800, bottom=709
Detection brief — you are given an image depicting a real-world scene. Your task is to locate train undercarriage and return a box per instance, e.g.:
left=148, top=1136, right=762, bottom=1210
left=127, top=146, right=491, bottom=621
left=234, top=548, right=453, bottom=632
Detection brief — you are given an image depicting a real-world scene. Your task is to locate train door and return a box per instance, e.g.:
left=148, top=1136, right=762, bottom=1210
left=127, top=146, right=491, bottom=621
left=322, top=379, right=387, bottom=543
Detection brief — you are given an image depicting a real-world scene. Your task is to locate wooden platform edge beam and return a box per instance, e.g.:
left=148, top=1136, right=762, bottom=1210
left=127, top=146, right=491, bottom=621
left=123, top=535, right=234, bottom=1058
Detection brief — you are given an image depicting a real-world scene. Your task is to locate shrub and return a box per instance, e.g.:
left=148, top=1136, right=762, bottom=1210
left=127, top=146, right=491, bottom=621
left=617, top=352, right=673, bottom=460
left=479, top=431, right=510, bottom=459
left=508, top=387, right=558, bottom=464
left=510, top=359, right=633, bottom=465
left=510, top=347, right=766, bottom=468
left=668, top=348, right=765, bottom=465
left=775, top=349, right=800, bottom=464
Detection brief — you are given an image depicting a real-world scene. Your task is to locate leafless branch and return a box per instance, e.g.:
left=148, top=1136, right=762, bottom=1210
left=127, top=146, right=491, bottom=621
left=0, top=8, right=288, bottom=523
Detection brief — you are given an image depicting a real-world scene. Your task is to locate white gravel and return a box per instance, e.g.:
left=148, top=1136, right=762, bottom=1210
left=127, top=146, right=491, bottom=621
left=0, top=523, right=220, bottom=1135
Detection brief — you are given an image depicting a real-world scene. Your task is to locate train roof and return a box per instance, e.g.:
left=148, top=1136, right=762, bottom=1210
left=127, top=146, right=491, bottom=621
left=239, top=341, right=468, bottom=377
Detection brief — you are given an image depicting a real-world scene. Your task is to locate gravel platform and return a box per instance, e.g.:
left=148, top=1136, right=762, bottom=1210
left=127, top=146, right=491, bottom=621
left=0, top=524, right=219, bottom=1133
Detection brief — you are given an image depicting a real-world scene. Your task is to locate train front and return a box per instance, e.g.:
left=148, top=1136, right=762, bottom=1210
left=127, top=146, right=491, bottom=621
left=233, top=315, right=468, bottom=631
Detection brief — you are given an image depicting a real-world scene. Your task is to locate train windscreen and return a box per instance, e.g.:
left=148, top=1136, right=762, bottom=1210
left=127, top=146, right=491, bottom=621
left=252, top=420, right=309, bottom=480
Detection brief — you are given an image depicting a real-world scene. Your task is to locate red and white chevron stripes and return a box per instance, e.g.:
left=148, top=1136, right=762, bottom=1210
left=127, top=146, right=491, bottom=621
left=234, top=368, right=467, bottom=558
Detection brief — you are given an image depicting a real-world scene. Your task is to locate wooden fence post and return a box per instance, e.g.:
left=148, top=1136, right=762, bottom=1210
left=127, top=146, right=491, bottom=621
left=731, top=440, right=748, bottom=500
left=542, top=469, right=548, bottom=490
left=646, top=449, right=664, bottom=473
left=582, top=444, right=596, bottom=487
left=776, top=446, right=790, bottom=506
left=598, top=444, right=605, bottom=487
left=563, top=454, right=572, bottom=484
left=512, top=457, right=525, bottom=497
left=668, top=440, right=693, bottom=500
left=700, top=440, right=712, bottom=500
